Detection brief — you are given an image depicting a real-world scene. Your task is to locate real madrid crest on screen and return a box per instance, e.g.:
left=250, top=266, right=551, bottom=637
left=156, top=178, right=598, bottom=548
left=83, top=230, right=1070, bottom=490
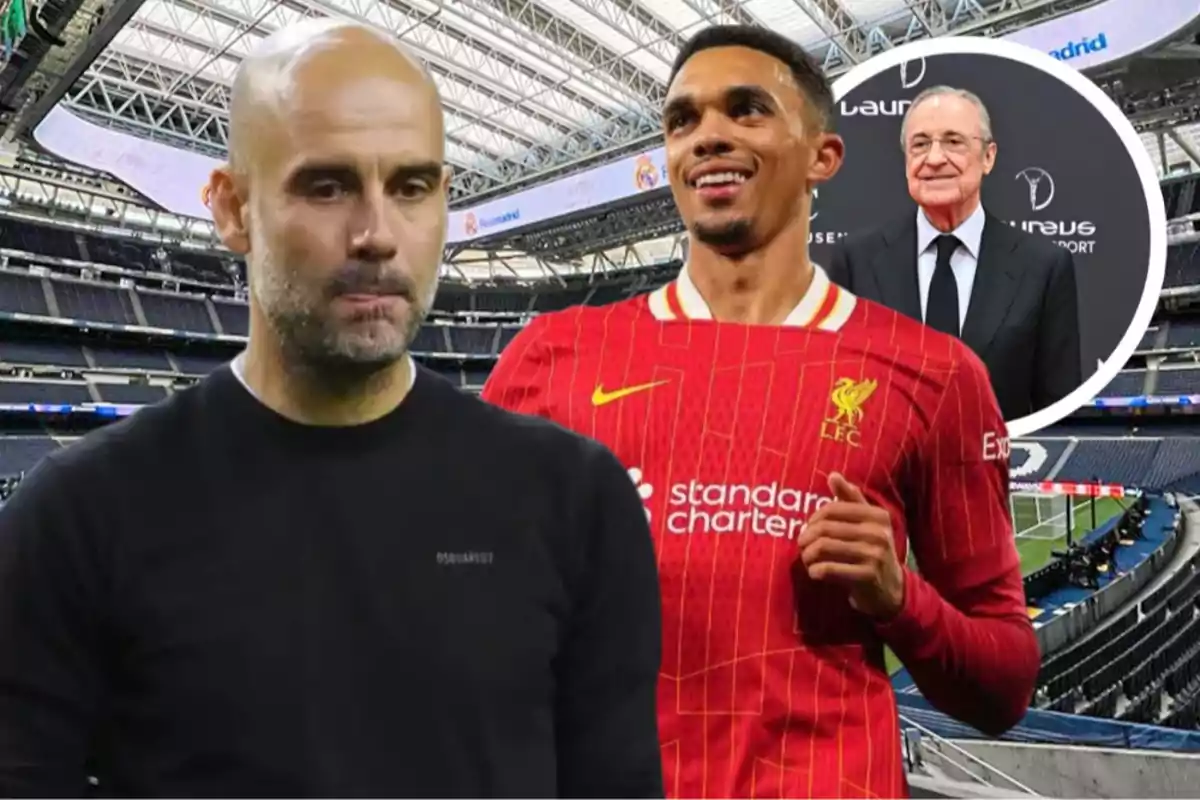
left=634, top=154, right=660, bottom=192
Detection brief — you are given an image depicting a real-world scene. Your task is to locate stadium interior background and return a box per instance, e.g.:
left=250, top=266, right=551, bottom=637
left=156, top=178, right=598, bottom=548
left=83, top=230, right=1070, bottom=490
left=0, top=0, right=1199, bottom=795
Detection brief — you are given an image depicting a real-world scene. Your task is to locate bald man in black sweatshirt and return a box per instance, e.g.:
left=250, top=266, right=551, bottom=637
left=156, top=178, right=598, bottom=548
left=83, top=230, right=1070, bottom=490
left=0, top=19, right=663, bottom=798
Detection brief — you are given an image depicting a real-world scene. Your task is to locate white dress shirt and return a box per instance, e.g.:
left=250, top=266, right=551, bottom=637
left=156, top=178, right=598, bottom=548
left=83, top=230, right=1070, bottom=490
left=915, top=202, right=986, bottom=333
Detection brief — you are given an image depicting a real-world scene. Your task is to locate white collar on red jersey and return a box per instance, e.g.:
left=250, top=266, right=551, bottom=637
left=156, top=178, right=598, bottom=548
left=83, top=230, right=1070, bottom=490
left=648, top=262, right=857, bottom=331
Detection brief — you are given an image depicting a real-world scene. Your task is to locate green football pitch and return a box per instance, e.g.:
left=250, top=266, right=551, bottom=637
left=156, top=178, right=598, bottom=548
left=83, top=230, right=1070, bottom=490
left=1012, top=495, right=1126, bottom=577
left=883, top=495, right=1127, bottom=676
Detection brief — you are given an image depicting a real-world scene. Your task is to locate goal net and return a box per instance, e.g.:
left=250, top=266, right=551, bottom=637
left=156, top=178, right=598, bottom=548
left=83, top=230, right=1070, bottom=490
left=1010, top=490, right=1072, bottom=543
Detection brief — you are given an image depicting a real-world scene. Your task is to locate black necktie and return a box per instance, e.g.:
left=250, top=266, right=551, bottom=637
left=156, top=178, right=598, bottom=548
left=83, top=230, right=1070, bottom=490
left=926, top=234, right=961, bottom=337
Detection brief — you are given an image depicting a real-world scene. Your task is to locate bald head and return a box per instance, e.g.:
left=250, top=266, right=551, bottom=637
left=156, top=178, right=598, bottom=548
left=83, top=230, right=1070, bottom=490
left=208, top=18, right=451, bottom=382
left=228, top=20, right=441, bottom=177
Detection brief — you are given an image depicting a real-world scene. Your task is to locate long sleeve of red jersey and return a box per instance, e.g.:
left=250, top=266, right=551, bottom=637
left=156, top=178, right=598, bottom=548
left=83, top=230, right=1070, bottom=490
left=481, top=316, right=554, bottom=418
left=876, top=347, right=1040, bottom=736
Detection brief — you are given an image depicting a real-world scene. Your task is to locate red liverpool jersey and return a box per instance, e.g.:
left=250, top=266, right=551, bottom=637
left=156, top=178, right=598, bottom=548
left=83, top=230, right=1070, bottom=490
left=483, top=265, right=1039, bottom=799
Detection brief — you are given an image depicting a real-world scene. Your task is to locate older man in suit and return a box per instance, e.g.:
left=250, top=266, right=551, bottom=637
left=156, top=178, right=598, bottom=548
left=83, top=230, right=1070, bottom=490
left=827, top=85, right=1081, bottom=422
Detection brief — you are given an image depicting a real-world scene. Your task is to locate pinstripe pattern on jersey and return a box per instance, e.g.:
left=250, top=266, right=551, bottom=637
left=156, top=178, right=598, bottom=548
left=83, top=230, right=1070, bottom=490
left=481, top=267, right=1024, bottom=800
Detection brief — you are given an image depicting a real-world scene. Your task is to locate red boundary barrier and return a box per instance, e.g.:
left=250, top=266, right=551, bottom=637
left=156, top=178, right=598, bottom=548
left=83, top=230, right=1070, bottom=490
left=1010, top=481, right=1135, bottom=497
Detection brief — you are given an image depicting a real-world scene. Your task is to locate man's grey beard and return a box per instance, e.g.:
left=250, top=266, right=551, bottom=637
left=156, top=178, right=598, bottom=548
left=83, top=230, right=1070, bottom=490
left=250, top=248, right=435, bottom=382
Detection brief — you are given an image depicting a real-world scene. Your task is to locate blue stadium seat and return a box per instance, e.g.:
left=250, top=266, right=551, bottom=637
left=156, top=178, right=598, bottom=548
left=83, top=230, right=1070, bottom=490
left=0, top=222, right=81, bottom=260
left=473, top=289, right=532, bottom=314
left=51, top=280, right=139, bottom=325
left=0, top=435, right=61, bottom=472
left=463, top=366, right=490, bottom=388
left=588, top=284, right=630, bottom=305
left=88, top=346, right=173, bottom=372
left=1056, top=439, right=1162, bottom=486
left=0, top=340, right=87, bottom=367
left=1141, top=440, right=1200, bottom=493
left=1098, top=370, right=1147, bottom=397
left=497, top=326, right=520, bottom=350
left=139, top=291, right=215, bottom=333
left=212, top=299, right=249, bottom=336
left=1155, top=368, right=1200, bottom=395
left=173, top=353, right=229, bottom=375
left=533, top=286, right=590, bottom=311
left=1038, top=540, right=1200, bottom=730
left=0, top=380, right=92, bottom=405
left=1165, top=242, right=1200, bottom=289
left=412, top=325, right=447, bottom=354
left=1165, top=321, right=1200, bottom=349
left=92, top=383, right=168, bottom=405
left=0, top=271, right=50, bottom=316
left=447, top=325, right=499, bottom=355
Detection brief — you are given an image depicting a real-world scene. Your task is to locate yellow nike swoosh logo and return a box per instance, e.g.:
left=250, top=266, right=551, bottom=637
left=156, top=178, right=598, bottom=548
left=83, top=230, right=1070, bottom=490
left=592, top=380, right=669, bottom=407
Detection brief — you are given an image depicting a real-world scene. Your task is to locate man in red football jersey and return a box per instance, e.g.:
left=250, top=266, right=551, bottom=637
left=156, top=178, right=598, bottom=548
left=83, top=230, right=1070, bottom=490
left=483, top=24, right=1039, bottom=800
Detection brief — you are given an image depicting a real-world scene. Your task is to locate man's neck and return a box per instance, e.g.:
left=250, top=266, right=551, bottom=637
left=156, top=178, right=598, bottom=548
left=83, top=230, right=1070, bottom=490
left=687, top=226, right=814, bottom=325
left=241, top=327, right=413, bottom=427
left=921, top=194, right=981, bottom=233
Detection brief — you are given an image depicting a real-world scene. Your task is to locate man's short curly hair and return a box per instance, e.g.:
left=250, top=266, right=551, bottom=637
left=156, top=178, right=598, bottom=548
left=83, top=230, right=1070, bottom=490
left=667, top=25, right=835, bottom=132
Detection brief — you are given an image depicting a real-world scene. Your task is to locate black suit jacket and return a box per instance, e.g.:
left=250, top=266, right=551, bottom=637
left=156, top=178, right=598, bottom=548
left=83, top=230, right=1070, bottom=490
left=827, top=211, right=1082, bottom=422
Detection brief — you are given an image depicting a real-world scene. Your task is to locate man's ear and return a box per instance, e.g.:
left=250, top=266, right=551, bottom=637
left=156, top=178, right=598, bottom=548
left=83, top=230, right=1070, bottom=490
left=981, top=140, right=998, bottom=176
left=808, top=132, right=845, bottom=187
left=208, top=166, right=250, bottom=255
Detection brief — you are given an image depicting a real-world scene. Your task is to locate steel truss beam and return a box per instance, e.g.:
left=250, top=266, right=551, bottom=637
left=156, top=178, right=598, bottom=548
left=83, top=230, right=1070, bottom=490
left=789, top=0, right=868, bottom=68
left=474, top=0, right=670, bottom=100
left=88, top=0, right=587, bottom=168
left=931, top=0, right=1097, bottom=42
left=71, top=47, right=526, bottom=169
left=42, top=0, right=1116, bottom=213
left=1162, top=173, right=1200, bottom=221
left=0, top=161, right=219, bottom=241
left=1098, top=72, right=1200, bottom=132
left=809, top=0, right=1102, bottom=80
left=474, top=0, right=1107, bottom=197
left=14, top=149, right=152, bottom=201
left=476, top=0, right=1115, bottom=200
left=0, top=0, right=114, bottom=146
left=61, top=0, right=678, bottom=204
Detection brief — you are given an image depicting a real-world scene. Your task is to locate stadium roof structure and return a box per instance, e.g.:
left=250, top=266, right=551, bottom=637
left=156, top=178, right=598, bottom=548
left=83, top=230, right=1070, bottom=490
left=0, top=0, right=1198, bottom=281
left=50, top=0, right=1122, bottom=207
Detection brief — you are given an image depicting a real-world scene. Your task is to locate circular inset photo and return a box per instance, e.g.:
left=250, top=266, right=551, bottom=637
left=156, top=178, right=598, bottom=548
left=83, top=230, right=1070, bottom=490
left=812, top=36, right=1166, bottom=439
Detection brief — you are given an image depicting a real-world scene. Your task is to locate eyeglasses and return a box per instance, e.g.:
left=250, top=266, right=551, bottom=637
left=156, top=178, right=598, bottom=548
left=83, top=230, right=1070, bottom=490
left=906, top=134, right=989, bottom=157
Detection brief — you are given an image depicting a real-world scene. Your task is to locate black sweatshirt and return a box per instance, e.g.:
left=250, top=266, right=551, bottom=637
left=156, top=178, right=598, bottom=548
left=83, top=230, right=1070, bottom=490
left=0, top=365, right=664, bottom=798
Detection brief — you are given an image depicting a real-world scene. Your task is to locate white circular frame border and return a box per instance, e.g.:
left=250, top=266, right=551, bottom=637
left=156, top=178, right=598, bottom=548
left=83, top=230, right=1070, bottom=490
left=831, top=36, right=1169, bottom=440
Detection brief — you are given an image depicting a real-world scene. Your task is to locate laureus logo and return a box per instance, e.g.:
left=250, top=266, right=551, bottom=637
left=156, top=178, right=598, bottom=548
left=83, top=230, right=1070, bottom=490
left=1015, top=167, right=1055, bottom=211
left=807, top=185, right=848, bottom=245
left=1010, top=167, right=1096, bottom=253
left=899, top=57, right=926, bottom=89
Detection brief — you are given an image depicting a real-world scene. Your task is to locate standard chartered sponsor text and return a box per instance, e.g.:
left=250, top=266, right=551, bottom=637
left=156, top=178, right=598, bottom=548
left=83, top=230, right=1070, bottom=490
left=665, top=480, right=832, bottom=537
